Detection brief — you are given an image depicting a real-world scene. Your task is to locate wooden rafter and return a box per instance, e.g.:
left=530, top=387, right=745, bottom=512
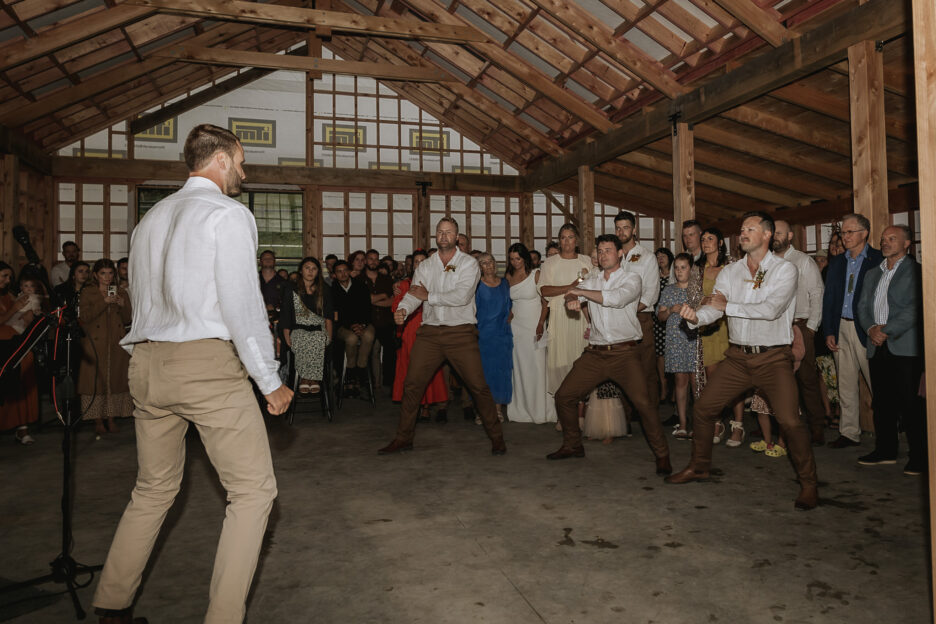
left=154, top=45, right=455, bottom=81
left=524, top=0, right=906, bottom=190
left=712, top=0, right=791, bottom=47
left=126, top=0, right=490, bottom=43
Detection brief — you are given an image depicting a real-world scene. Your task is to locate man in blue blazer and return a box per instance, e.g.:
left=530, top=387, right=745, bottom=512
left=855, top=225, right=925, bottom=474
left=822, top=213, right=883, bottom=448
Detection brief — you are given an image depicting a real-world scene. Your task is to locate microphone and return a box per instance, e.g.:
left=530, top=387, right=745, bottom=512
left=12, top=225, right=42, bottom=265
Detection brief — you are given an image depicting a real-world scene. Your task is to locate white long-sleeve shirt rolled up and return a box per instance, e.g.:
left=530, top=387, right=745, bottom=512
left=779, top=245, right=823, bottom=332
left=690, top=250, right=798, bottom=347
left=622, top=242, right=660, bottom=310
left=120, top=176, right=281, bottom=395
left=578, top=266, right=643, bottom=345
left=398, top=248, right=480, bottom=326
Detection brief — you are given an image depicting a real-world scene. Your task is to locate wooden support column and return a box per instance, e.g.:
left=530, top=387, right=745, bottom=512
left=653, top=217, right=663, bottom=251
left=576, top=165, right=595, bottom=255
left=848, top=40, right=889, bottom=242
left=672, top=122, right=695, bottom=251
left=0, top=154, right=19, bottom=266
left=416, top=183, right=431, bottom=250
left=519, top=192, right=534, bottom=249
left=911, top=0, right=936, bottom=611
left=302, top=185, right=322, bottom=257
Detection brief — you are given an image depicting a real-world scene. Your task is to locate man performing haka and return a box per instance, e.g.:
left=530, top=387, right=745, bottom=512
left=92, top=124, right=293, bottom=624
left=666, top=211, right=819, bottom=510
left=378, top=217, right=507, bottom=456
left=546, top=234, right=672, bottom=475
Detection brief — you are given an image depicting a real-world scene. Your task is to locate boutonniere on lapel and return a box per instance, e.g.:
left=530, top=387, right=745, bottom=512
left=444, top=264, right=457, bottom=273
left=628, top=254, right=641, bottom=263
left=752, top=268, right=767, bottom=289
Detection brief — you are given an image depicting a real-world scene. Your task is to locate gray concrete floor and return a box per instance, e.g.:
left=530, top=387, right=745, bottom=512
left=0, top=392, right=931, bottom=624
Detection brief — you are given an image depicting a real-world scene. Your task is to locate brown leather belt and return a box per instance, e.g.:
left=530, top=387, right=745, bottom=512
left=587, top=340, right=640, bottom=351
left=730, top=343, right=785, bottom=355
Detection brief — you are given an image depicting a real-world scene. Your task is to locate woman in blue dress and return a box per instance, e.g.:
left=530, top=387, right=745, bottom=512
left=475, top=252, right=513, bottom=422
left=656, top=253, right=698, bottom=439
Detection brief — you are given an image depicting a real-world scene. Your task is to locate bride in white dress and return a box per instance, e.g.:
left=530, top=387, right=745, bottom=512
left=505, top=243, right=556, bottom=423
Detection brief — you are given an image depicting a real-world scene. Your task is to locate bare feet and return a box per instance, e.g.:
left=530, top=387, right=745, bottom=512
left=602, top=436, right=612, bottom=445
left=95, top=419, right=107, bottom=435
left=106, top=418, right=119, bottom=433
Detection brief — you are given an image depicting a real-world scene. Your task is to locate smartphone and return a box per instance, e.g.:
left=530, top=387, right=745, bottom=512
left=107, top=285, right=117, bottom=297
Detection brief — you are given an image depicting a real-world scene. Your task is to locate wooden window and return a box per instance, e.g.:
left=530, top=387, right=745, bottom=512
left=56, top=182, right=131, bottom=262
left=321, top=189, right=415, bottom=259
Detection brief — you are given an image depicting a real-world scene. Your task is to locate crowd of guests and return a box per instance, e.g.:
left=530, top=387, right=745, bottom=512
left=1, top=211, right=925, bottom=481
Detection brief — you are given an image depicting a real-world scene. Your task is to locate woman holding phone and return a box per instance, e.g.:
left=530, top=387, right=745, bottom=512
left=78, top=258, right=133, bottom=435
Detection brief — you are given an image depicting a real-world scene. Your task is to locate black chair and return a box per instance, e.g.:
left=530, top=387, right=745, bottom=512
left=336, top=348, right=376, bottom=410
left=284, top=343, right=335, bottom=424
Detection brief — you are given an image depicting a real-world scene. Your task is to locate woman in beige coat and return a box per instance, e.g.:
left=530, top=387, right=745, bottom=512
left=78, top=258, right=132, bottom=434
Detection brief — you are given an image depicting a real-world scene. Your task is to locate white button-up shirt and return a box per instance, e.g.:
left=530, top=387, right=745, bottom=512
left=398, top=248, right=480, bottom=326
left=578, top=266, right=643, bottom=345
left=778, top=245, right=824, bottom=331
left=120, top=176, right=281, bottom=395
left=622, top=242, right=659, bottom=311
left=692, top=250, right=798, bottom=347
left=873, top=256, right=905, bottom=325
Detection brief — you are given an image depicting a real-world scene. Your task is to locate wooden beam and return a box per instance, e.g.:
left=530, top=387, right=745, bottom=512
left=415, top=183, right=430, bottom=250
left=848, top=40, right=889, bottom=242
left=0, top=154, right=18, bottom=267
left=528, top=0, right=686, bottom=98
left=712, top=0, right=791, bottom=47
left=0, top=5, right=156, bottom=72
left=50, top=156, right=526, bottom=192
left=577, top=165, right=595, bottom=255
left=127, top=0, right=487, bottom=43
left=519, top=192, right=534, bottom=249
left=154, top=45, right=454, bottom=81
left=909, top=0, right=936, bottom=611
left=524, top=0, right=906, bottom=190
left=0, top=125, right=51, bottom=173
left=302, top=185, right=321, bottom=257
left=541, top=189, right=573, bottom=223
left=672, top=122, right=695, bottom=243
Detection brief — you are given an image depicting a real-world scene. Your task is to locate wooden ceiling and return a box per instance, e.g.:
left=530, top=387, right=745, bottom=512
left=0, top=0, right=916, bottom=223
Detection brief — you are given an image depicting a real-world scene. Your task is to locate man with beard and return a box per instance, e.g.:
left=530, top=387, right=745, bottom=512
left=92, top=124, right=292, bottom=624
left=378, top=217, right=506, bottom=456
left=772, top=220, right=826, bottom=445
left=546, top=234, right=671, bottom=474
left=50, top=240, right=81, bottom=287
left=667, top=212, right=819, bottom=511
left=615, top=210, right=661, bottom=410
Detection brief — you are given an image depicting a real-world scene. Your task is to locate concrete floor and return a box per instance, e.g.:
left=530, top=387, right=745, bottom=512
left=0, top=392, right=931, bottom=624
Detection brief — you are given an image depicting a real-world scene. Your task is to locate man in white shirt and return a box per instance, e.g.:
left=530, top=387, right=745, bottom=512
left=546, top=234, right=671, bottom=475
left=378, top=217, right=506, bottom=456
left=49, top=240, right=80, bottom=287
left=92, top=124, right=293, bottom=624
left=772, top=220, right=826, bottom=445
left=615, top=210, right=661, bottom=409
left=667, top=212, right=819, bottom=511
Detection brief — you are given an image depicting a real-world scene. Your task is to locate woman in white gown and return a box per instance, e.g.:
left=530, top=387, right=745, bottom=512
left=505, top=243, right=555, bottom=423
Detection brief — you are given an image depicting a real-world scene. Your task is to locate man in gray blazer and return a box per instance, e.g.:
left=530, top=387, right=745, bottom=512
left=855, top=224, right=925, bottom=474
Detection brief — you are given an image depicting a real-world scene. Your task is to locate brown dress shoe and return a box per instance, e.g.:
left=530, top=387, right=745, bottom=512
left=546, top=446, right=585, bottom=460
left=655, top=455, right=673, bottom=476
left=827, top=435, right=860, bottom=449
left=794, top=485, right=819, bottom=510
left=491, top=438, right=507, bottom=456
left=96, top=608, right=148, bottom=624
left=377, top=439, right=413, bottom=455
left=664, top=466, right=710, bottom=484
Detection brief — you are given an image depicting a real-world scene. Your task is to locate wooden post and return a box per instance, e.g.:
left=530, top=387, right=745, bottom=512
left=672, top=122, right=695, bottom=250
left=519, top=192, right=534, bottom=249
left=0, top=155, right=19, bottom=267
left=653, top=217, right=663, bottom=251
left=576, top=165, right=595, bottom=255
left=305, top=32, right=321, bottom=167
left=911, top=0, right=936, bottom=614
left=848, top=40, right=888, bottom=242
left=416, top=184, right=431, bottom=250
left=302, top=185, right=321, bottom=257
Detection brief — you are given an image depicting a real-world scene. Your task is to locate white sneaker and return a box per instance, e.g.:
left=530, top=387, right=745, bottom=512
left=15, top=429, right=34, bottom=445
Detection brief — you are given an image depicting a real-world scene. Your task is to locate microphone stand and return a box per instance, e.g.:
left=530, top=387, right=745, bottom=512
left=0, top=262, right=102, bottom=620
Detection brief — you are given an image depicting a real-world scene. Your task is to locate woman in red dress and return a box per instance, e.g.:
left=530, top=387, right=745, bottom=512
left=391, top=249, right=447, bottom=417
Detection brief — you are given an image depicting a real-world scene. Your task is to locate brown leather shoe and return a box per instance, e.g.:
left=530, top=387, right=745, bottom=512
left=377, top=439, right=413, bottom=455
left=794, top=485, right=819, bottom=510
left=491, top=438, right=507, bottom=456
left=827, top=435, right=860, bottom=449
left=96, top=608, right=148, bottom=624
left=655, top=455, right=673, bottom=476
left=664, top=466, right=710, bottom=484
left=546, top=445, right=585, bottom=460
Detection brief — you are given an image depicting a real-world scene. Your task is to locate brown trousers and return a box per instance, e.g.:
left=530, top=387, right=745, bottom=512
left=555, top=344, right=669, bottom=458
left=793, top=320, right=826, bottom=436
left=690, top=345, right=817, bottom=487
left=395, top=324, right=502, bottom=444
left=93, top=340, right=277, bottom=624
